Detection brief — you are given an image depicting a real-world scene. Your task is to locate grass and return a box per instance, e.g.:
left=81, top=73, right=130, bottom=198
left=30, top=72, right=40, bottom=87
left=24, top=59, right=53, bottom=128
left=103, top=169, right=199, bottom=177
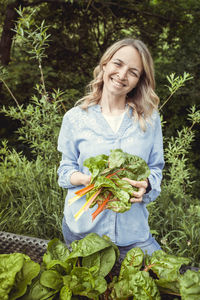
left=0, top=149, right=66, bottom=241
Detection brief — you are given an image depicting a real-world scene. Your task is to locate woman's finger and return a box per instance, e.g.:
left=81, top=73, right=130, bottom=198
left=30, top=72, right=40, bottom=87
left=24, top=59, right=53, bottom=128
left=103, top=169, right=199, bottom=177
left=122, top=178, right=148, bottom=189
left=132, top=187, right=146, bottom=198
left=130, top=197, right=143, bottom=203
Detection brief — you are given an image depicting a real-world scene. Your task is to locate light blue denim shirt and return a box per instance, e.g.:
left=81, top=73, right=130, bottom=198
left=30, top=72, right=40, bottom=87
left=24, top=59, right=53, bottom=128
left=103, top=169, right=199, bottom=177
left=57, top=104, right=164, bottom=246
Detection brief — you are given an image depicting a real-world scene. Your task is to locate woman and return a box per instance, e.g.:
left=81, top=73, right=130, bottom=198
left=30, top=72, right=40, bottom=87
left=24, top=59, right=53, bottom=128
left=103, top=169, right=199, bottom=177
left=57, top=38, right=164, bottom=259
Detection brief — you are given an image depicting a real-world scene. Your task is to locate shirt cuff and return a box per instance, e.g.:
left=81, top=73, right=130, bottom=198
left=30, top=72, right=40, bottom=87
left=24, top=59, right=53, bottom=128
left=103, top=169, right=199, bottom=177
left=145, top=178, right=152, bottom=194
left=58, top=169, right=79, bottom=189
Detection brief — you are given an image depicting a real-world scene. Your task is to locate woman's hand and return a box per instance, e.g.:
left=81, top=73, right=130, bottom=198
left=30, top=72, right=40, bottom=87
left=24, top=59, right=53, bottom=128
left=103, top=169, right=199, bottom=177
left=122, top=178, right=149, bottom=203
left=70, top=172, right=91, bottom=186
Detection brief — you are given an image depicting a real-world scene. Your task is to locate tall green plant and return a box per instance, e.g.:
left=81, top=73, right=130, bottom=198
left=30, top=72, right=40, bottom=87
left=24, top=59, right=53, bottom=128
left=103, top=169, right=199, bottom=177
left=0, top=9, right=67, bottom=239
left=0, top=140, right=65, bottom=239
left=149, top=77, right=200, bottom=266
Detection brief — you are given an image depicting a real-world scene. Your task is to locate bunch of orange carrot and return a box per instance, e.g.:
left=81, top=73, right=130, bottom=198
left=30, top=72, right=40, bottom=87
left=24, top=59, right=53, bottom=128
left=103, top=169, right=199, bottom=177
left=68, top=169, right=124, bottom=221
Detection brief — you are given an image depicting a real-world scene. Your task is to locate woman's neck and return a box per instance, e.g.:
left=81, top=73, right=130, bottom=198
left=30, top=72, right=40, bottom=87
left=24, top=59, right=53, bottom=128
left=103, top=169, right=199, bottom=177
left=100, top=92, right=126, bottom=116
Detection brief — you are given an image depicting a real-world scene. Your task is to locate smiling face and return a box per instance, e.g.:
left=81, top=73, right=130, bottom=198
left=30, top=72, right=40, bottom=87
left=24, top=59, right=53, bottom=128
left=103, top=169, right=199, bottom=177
left=102, top=46, right=143, bottom=99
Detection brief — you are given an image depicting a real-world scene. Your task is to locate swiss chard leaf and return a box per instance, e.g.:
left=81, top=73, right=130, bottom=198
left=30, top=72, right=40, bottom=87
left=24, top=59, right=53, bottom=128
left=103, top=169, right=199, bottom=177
left=110, top=270, right=161, bottom=300
left=40, top=270, right=63, bottom=290
left=20, top=277, right=57, bottom=300
left=59, top=285, right=72, bottom=300
left=109, top=149, right=126, bottom=169
left=94, top=175, right=117, bottom=190
left=9, top=255, right=40, bottom=300
left=107, top=191, right=131, bottom=213
left=0, top=253, right=24, bottom=299
left=108, top=149, right=150, bottom=181
left=120, top=163, right=150, bottom=181
left=102, top=235, right=120, bottom=260
left=111, top=176, right=137, bottom=195
left=67, top=233, right=112, bottom=259
left=179, top=270, right=200, bottom=299
left=83, top=154, right=108, bottom=182
left=42, top=238, right=73, bottom=273
left=119, top=247, right=144, bottom=280
left=82, top=252, right=101, bottom=276
left=43, top=238, right=70, bottom=265
left=82, top=246, right=116, bottom=277
left=69, top=267, right=107, bottom=299
left=148, top=250, right=190, bottom=294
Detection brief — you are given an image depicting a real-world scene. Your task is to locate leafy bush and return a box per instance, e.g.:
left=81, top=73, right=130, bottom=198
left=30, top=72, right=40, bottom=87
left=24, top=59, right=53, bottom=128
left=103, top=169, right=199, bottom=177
left=148, top=105, right=200, bottom=267
left=0, top=139, right=65, bottom=240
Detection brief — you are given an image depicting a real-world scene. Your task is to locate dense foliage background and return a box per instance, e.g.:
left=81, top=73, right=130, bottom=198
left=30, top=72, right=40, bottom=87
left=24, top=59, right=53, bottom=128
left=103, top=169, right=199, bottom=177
left=0, top=0, right=200, bottom=267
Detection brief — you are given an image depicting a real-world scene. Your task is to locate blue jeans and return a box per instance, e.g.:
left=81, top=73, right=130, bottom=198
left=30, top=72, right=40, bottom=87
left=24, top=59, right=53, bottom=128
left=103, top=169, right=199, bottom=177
left=62, top=216, right=161, bottom=260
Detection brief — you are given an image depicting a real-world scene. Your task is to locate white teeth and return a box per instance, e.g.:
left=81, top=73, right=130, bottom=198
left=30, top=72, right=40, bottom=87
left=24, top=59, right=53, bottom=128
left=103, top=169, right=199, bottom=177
left=111, top=78, right=125, bottom=87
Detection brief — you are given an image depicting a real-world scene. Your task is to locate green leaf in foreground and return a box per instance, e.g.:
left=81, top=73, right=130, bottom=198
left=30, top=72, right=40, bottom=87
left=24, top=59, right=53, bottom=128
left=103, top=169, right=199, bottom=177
left=20, top=277, right=57, bottom=300
left=43, top=238, right=70, bottom=265
left=82, top=246, right=116, bottom=277
left=0, top=253, right=24, bottom=300
left=68, top=267, right=107, bottom=299
left=119, top=247, right=144, bottom=280
left=42, top=238, right=72, bottom=272
left=40, top=270, right=63, bottom=290
left=148, top=250, right=191, bottom=294
left=0, top=253, right=40, bottom=300
left=60, top=285, right=72, bottom=300
left=110, top=270, right=161, bottom=299
left=179, top=270, right=200, bottom=300
left=9, top=255, right=40, bottom=300
left=68, top=232, right=113, bottom=259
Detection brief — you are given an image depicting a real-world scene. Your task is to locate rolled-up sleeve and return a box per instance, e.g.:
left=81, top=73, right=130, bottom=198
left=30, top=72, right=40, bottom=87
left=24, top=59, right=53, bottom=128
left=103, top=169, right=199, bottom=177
left=143, top=113, right=165, bottom=203
left=57, top=113, right=79, bottom=188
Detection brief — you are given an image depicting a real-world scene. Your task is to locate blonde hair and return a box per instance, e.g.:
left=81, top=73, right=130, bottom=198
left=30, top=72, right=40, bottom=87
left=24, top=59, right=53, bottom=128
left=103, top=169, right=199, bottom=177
left=76, top=38, right=159, bottom=131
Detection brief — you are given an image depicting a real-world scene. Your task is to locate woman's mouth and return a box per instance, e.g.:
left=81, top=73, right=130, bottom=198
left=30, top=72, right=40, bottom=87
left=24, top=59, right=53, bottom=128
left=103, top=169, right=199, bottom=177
left=111, top=77, right=126, bottom=88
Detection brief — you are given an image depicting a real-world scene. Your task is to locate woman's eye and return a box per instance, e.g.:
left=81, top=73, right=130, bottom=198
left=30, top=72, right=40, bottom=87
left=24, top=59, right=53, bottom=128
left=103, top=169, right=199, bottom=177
left=130, top=71, right=138, bottom=77
left=114, top=61, right=121, bottom=66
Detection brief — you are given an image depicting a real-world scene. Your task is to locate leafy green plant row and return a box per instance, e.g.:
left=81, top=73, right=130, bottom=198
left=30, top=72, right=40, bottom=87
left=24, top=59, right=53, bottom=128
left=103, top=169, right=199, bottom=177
left=1, top=233, right=200, bottom=300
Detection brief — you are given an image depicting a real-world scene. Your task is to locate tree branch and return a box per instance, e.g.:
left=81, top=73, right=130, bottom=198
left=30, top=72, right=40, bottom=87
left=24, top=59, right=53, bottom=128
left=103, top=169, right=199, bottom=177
left=0, top=0, right=22, bottom=66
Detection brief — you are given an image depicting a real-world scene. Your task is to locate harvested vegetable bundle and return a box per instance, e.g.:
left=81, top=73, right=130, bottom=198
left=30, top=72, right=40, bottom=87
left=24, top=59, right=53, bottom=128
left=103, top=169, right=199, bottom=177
left=68, top=149, right=150, bottom=221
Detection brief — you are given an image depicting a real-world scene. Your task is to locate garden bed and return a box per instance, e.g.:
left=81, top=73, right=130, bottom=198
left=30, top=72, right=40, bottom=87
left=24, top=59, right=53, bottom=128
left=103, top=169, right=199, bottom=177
left=1, top=231, right=199, bottom=300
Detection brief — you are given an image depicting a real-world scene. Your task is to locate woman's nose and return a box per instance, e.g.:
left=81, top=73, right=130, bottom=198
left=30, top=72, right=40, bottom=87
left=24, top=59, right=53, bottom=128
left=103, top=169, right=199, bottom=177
left=118, top=67, right=127, bottom=80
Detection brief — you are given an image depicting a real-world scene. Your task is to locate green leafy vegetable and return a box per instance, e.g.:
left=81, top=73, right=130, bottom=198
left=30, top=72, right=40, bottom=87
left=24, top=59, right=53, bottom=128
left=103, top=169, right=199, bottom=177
left=20, top=277, right=57, bottom=300
left=65, top=266, right=107, bottom=299
left=179, top=269, right=200, bottom=300
left=27, top=233, right=118, bottom=299
left=1, top=234, right=200, bottom=299
left=110, top=270, right=161, bottom=299
left=69, top=149, right=150, bottom=220
left=59, top=285, right=72, bottom=300
left=147, top=250, right=191, bottom=294
left=40, top=270, right=63, bottom=290
left=0, top=253, right=40, bottom=300
left=67, top=233, right=114, bottom=259
left=42, top=238, right=72, bottom=272
left=119, top=247, right=144, bottom=280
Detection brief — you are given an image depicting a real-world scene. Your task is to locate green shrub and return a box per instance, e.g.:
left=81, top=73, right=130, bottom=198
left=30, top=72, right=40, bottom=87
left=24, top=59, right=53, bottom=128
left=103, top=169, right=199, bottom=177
left=148, top=105, right=200, bottom=267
